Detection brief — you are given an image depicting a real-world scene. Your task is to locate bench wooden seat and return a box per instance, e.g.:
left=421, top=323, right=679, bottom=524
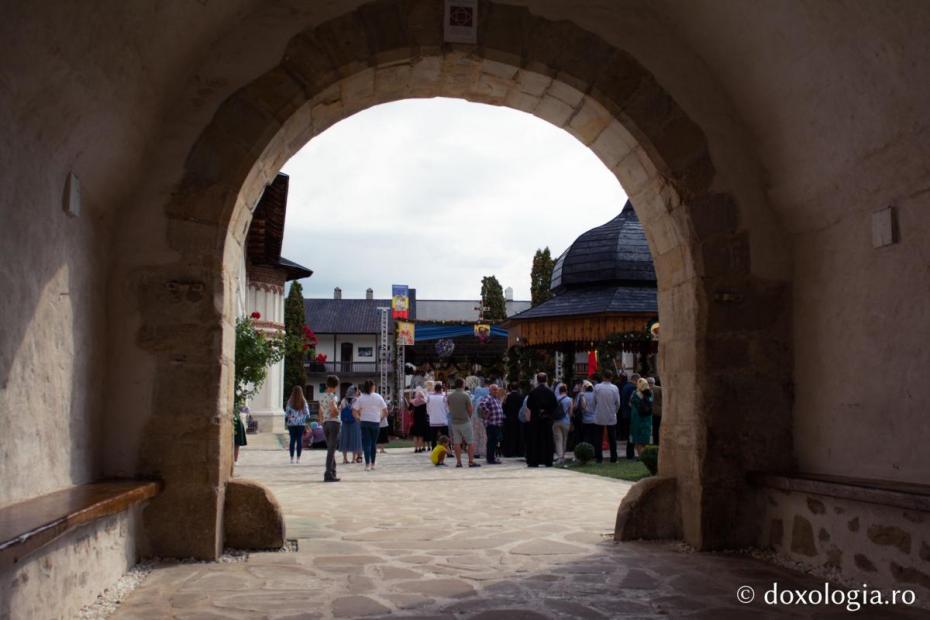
left=750, top=471, right=930, bottom=513
left=0, top=480, right=162, bottom=568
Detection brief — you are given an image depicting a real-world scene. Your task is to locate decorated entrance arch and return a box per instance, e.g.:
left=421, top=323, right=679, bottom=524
left=117, top=0, right=793, bottom=559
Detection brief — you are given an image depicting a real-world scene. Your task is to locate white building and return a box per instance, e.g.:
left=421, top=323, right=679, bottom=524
left=303, top=287, right=531, bottom=402
left=235, top=174, right=313, bottom=432
left=302, top=287, right=400, bottom=403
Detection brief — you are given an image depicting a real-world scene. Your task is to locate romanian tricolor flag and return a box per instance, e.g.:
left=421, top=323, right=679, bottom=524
left=391, top=284, right=409, bottom=319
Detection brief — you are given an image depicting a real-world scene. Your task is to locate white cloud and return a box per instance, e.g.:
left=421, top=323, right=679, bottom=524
left=281, top=97, right=627, bottom=300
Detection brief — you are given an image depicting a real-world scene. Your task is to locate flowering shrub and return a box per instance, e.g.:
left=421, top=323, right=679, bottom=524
left=234, top=316, right=286, bottom=407
left=315, top=353, right=327, bottom=363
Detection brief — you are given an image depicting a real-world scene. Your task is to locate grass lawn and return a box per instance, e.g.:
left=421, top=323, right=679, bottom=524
left=565, top=459, right=653, bottom=482
left=385, top=437, right=416, bottom=449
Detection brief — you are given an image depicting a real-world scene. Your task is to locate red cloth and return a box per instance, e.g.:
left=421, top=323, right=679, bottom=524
left=587, top=350, right=598, bottom=377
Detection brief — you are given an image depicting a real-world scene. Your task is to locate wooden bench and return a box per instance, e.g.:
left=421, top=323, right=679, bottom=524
left=0, top=480, right=162, bottom=569
left=750, top=471, right=930, bottom=513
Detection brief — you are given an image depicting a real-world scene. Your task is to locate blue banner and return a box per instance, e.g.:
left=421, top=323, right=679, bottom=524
left=412, top=324, right=508, bottom=342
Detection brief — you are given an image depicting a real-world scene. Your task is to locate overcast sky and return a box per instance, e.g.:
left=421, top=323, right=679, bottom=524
left=281, top=97, right=627, bottom=301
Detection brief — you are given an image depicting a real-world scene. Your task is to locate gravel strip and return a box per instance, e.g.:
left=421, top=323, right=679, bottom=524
left=77, top=551, right=252, bottom=619
left=77, top=562, right=154, bottom=620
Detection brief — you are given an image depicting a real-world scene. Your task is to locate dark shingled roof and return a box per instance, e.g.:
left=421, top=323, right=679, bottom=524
left=507, top=201, right=657, bottom=325
left=305, top=299, right=393, bottom=334
left=304, top=295, right=417, bottom=334
left=277, top=256, right=313, bottom=281
left=247, top=174, right=288, bottom=265
left=507, top=285, right=657, bottom=320
left=550, top=201, right=655, bottom=293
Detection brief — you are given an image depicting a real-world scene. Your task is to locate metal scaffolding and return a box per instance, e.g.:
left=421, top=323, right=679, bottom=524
left=395, top=333, right=406, bottom=407
left=377, top=307, right=390, bottom=400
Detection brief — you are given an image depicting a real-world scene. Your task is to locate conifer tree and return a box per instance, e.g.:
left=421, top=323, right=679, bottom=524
left=530, top=247, right=555, bottom=306
left=480, top=275, right=507, bottom=322
left=283, top=281, right=308, bottom=402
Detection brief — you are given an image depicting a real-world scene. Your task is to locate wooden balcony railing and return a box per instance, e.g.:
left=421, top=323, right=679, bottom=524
left=306, top=361, right=381, bottom=375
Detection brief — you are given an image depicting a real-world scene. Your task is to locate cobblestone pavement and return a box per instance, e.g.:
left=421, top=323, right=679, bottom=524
left=113, top=440, right=928, bottom=619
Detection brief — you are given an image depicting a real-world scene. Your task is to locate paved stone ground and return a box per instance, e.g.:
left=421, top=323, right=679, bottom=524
left=112, top=439, right=928, bottom=619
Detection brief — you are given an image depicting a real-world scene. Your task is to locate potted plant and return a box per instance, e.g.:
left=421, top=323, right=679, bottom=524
left=640, top=444, right=659, bottom=475
left=309, top=352, right=327, bottom=372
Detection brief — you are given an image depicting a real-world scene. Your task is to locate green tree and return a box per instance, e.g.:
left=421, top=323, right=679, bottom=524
left=530, top=247, right=555, bottom=306
left=480, top=275, right=507, bottom=322
left=283, top=281, right=310, bottom=402
left=505, top=346, right=556, bottom=385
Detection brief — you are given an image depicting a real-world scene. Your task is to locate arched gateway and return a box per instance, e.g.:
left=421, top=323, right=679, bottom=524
left=103, top=0, right=793, bottom=560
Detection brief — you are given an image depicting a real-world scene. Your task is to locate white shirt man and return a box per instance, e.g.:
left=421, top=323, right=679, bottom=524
left=426, top=389, right=449, bottom=427
left=591, top=372, right=621, bottom=463
left=593, top=378, right=620, bottom=426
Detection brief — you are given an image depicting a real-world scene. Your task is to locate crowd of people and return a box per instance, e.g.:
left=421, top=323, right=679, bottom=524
left=253, top=369, right=662, bottom=481
left=406, top=370, right=662, bottom=469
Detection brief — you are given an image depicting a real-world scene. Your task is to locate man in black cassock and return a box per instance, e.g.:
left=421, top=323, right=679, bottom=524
left=524, top=372, right=557, bottom=467
left=501, top=382, right=525, bottom=457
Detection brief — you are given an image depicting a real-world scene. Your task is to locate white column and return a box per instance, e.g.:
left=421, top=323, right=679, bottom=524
left=246, top=283, right=286, bottom=433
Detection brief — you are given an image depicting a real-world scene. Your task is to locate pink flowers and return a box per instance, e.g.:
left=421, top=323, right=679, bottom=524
left=250, top=311, right=261, bottom=320
left=303, top=325, right=318, bottom=345
left=315, top=353, right=327, bottom=363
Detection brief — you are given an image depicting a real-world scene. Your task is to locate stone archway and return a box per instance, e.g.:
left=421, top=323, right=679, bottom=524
left=117, top=0, right=792, bottom=559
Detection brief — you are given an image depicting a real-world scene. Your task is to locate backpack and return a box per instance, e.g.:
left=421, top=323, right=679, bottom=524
left=554, top=396, right=570, bottom=421
left=340, top=402, right=356, bottom=424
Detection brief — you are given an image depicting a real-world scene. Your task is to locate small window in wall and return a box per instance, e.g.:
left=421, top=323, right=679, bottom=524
left=358, top=347, right=374, bottom=358
left=319, top=384, right=326, bottom=395
left=305, top=385, right=315, bottom=400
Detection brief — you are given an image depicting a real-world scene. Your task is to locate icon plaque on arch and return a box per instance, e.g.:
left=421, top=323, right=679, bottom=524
left=444, top=0, right=477, bottom=44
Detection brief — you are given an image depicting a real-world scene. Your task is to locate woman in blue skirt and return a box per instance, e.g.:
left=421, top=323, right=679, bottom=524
left=339, top=385, right=363, bottom=463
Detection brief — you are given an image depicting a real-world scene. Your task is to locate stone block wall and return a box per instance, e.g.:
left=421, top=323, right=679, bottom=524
left=760, top=490, right=930, bottom=607
left=0, top=507, right=141, bottom=620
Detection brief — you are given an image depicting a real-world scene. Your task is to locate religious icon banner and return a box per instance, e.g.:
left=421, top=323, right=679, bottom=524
left=443, top=0, right=477, bottom=44
left=391, top=285, right=409, bottom=319
left=474, top=323, right=491, bottom=343
left=397, top=321, right=415, bottom=346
